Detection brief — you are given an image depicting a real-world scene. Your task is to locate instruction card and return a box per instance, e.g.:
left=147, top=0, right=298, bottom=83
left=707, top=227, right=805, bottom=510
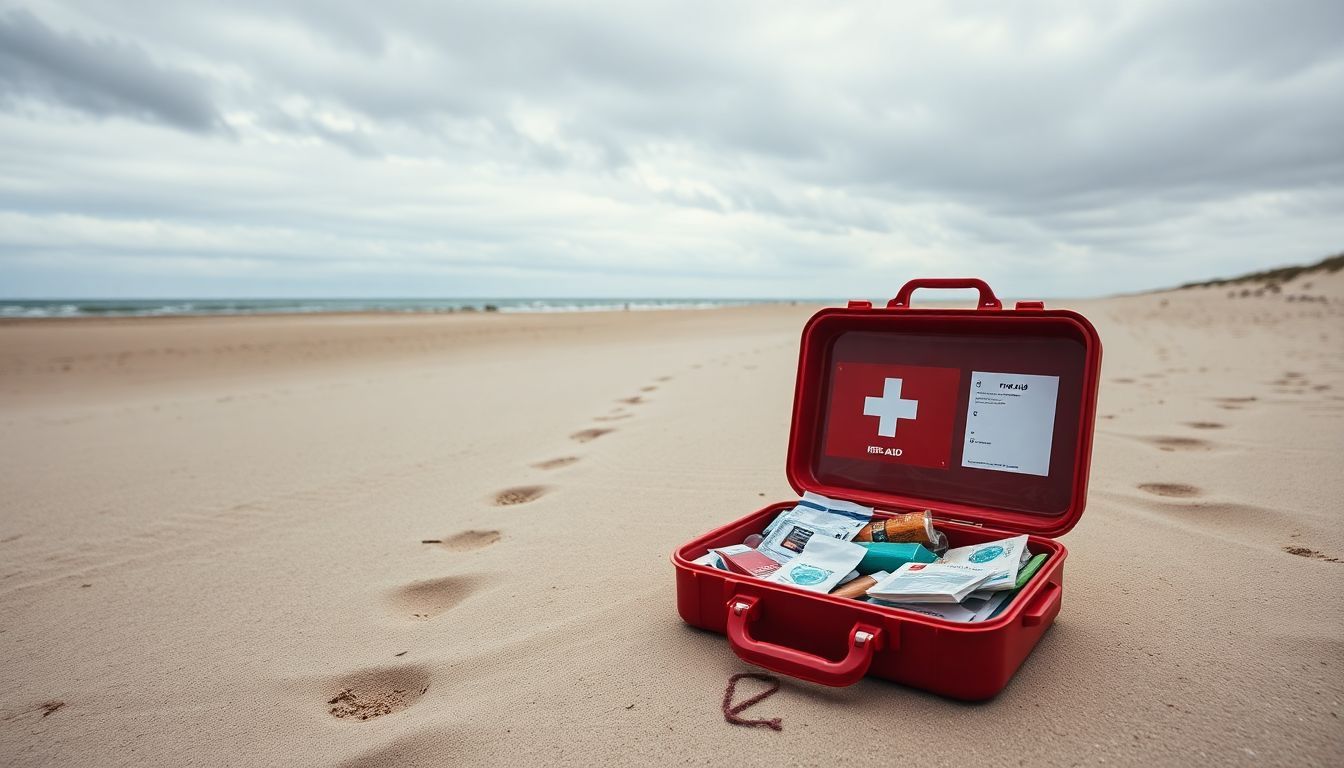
left=961, top=371, right=1060, bottom=477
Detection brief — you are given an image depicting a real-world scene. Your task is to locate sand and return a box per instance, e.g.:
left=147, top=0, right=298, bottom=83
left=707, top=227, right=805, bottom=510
left=1, top=275, right=1341, bottom=767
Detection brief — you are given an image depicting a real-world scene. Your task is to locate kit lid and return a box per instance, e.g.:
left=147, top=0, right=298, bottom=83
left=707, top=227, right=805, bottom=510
left=784, top=278, right=1102, bottom=538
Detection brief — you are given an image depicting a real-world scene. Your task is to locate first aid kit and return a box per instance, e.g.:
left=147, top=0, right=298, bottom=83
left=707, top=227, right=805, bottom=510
left=672, top=278, right=1102, bottom=700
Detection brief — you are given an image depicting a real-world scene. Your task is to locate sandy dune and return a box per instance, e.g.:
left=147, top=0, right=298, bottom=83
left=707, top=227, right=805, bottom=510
left=1, top=274, right=1341, bottom=766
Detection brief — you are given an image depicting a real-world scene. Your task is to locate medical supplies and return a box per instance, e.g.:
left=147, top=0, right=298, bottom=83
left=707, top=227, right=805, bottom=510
left=767, top=535, right=867, bottom=593
left=756, top=492, right=872, bottom=565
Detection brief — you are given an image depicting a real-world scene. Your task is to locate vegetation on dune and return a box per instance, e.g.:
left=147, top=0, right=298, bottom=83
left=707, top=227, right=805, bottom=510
left=1177, top=252, right=1344, bottom=290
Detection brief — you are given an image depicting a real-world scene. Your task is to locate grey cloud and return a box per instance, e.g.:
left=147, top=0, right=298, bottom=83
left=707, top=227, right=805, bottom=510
left=0, top=9, right=221, bottom=132
left=1, top=0, right=1342, bottom=298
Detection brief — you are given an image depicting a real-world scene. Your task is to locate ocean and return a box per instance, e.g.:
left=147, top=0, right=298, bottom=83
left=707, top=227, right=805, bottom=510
left=0, top=298, right=803, bottom=319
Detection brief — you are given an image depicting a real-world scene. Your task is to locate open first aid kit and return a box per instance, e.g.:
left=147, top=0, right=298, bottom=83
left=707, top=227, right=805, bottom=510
left=672, top=278, right=1102, bottom=700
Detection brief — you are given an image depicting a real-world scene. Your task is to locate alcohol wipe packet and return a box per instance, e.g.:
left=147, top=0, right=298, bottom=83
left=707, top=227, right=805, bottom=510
left=768, top=535, right=867, bottom=593
left=758, top=492, right=873, bottom=565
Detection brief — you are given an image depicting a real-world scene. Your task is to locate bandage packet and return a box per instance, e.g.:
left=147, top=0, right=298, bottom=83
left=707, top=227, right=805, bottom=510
left=758, top=492, right=873, bottom=565
left=939, top=535, right=1030, bottom=592
left=768, top=535, right=867, bottom=594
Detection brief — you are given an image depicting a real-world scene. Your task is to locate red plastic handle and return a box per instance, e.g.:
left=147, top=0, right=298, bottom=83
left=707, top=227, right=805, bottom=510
left=725, top=595, right=885, bottom=687
left=1021, top=581, right=1061, bottom=627
left=888, top=278, right=1002, bottom=310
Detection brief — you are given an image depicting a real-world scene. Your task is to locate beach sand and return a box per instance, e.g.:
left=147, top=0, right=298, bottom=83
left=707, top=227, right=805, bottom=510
left=1, top=273, right=1341, bottom=766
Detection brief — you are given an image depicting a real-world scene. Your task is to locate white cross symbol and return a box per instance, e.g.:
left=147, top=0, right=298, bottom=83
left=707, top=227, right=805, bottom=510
left=863, top=377, right=918, bottom=437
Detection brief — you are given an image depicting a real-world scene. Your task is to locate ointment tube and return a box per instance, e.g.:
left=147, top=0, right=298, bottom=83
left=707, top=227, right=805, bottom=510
left=828, top=570, right=891, bottom=600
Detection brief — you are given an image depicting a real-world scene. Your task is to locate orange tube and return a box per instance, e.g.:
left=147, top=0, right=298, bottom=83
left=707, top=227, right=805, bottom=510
left=853, top=510, right=937, bottom=546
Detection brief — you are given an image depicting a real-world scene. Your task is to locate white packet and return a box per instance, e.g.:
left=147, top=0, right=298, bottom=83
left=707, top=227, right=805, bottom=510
left=690, top=552, right=725, bottom=570
left=768, top=535, right=867, bottom=593
left=758, top=491, right=873, bottom=565
left=970, top=590, right=1014, bottom=621
left=869, top=589, right=1012, bottom=623
left=939, top=535, right=1030, bottom=592
left=869, top=599, right=981, bottom=622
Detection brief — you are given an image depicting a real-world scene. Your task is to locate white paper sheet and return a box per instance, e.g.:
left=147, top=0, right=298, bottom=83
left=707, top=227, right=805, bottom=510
left=961, top=371, right=1060, bottom=477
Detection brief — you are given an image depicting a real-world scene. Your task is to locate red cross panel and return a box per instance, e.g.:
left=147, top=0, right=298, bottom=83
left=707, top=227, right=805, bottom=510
left=822, top=362, right=961, bottom=469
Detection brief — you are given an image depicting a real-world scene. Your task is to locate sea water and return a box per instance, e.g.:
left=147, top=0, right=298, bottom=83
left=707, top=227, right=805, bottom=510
left=0, top=297, right=802, bottom=318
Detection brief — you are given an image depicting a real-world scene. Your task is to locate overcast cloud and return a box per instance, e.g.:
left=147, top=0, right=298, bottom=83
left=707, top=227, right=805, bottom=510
left=1, top=0, right=1342, bottom=298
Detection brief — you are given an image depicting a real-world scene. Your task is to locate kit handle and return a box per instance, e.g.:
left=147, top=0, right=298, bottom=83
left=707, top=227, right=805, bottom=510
left=888, top=278, right=1002, bottom=310
left=1021, top=581, right=1061, bottom=627
left=725, top=595, right=884, bottom=687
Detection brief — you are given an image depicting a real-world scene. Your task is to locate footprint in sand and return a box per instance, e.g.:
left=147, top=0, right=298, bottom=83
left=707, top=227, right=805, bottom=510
left=326, top=665, right=431, bottom=721
left=1282, top=546, right=1341, bottom=563
left=592, top=413, right=633, bottom=422
left=640, top=385, right=658, bottom=392
left=532, top=456, right=579, bottom=470
left=571, top=428, right=613, bottom=443
left=387, top=576, right=479, bottom=620
left=618, top=396, right=644, bottom=405
left=493, top=486, right=547, bottom=506
left=1138, top=483, right=1202, bottom=498
left=1143, top=436, right=1212, bottom=452
left=1184, top=421, right=1225, bottom=430
left=656, top=376, right=673, bottom=382
left=423, top=530, right=500, bottom=552
left=1143, top=500, right=1287, bottom=538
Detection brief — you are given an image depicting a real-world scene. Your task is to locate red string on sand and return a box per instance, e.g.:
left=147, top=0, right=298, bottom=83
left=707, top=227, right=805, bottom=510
left=722, top=673, right=783, bottom=731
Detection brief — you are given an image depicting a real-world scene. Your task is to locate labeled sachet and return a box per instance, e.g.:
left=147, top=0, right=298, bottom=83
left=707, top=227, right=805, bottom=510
left=940, top=535, right=1030, bottom=592
left=711, top=545, right=781, bottom=578
left=757, top=492, right=873, bottom=565
left=768, top=535, right=866, bottom=593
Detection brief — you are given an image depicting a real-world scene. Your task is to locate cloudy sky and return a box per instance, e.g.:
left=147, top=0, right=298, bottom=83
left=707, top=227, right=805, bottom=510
left=2, top=0, right=1342, bottom=299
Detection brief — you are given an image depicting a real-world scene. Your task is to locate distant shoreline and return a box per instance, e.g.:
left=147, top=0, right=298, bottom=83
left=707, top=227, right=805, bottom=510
left=0, top=297, right=811, bottom=320
left=0, top=302, right=828, bottom=326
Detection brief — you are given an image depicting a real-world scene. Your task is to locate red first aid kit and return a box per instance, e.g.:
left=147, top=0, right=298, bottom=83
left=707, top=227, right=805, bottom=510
left=672, top=278, right=1102, bottom=700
